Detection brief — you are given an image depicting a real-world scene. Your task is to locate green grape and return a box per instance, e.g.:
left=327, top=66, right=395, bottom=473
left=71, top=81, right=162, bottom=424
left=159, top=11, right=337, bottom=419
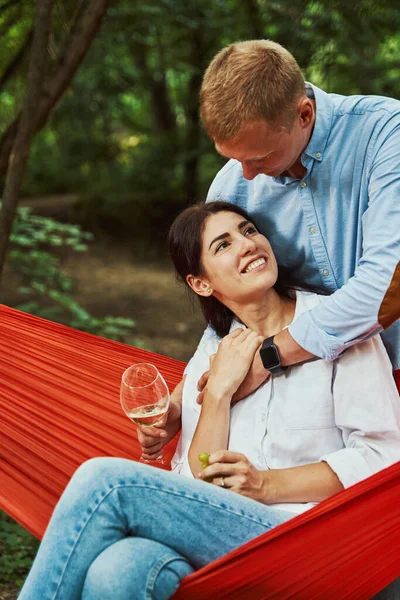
left=198, top=452, right=213, bottom=482
left=198, top=452, right=209, bottom=466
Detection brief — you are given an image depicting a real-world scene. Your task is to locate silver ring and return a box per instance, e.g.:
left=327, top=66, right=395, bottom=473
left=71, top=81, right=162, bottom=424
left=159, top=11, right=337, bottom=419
left=220, top=477, right=226, bottom=488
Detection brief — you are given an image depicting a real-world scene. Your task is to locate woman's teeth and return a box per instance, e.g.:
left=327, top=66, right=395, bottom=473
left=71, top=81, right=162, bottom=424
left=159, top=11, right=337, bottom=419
left=245, top=257, right=266, bottom=272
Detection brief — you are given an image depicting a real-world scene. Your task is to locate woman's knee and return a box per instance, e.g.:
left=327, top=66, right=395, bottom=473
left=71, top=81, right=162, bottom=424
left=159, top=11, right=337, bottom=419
left=69, top=457, right=142, bottom=491
left=82, top=537, right=193, bottom=600
left=148, top=552, right=194, bottom=600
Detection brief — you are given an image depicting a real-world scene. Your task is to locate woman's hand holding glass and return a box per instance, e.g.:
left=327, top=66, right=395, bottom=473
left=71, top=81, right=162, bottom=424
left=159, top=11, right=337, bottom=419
left=120, top=363, right=170, bottom=465
left=137, top=399, right=182, bottom=461
left=204, top=328, right=264, bottom=402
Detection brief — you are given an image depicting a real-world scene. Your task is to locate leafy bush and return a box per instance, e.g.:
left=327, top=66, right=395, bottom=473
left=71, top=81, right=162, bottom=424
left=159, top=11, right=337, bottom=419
left=7, top=205, right=136, bottom=342
left=0, top=512, right=39, bottom=587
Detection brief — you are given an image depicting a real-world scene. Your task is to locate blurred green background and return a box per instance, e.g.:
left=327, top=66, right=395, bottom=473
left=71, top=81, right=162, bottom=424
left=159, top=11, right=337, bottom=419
left=1, top=0, right=399, bottom=596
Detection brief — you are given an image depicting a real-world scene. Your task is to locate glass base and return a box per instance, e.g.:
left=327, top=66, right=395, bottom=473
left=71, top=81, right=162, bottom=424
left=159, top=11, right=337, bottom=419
left=140, top=454, right=168, bottom=468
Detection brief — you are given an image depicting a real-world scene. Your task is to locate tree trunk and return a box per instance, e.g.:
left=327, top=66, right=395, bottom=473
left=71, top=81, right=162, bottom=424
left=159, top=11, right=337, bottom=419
left=184, top=30, right=205, bottom=204
left=0, top=0, right=114, bottom=180
left=134, top=40, right=177, bottom=134
left=0, top=0, right=53, bottom=278
left=243, top=0, right=265, bottom=38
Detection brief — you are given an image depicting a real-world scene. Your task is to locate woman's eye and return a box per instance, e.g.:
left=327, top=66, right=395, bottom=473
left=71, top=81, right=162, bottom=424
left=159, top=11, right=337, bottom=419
left=245, top=226, right=257, bottom=235
left=216, top=241, right=229, bottom=252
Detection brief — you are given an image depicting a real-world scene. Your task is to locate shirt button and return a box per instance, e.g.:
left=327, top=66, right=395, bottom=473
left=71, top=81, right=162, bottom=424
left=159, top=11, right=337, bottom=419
left=316, top=152, right=322, bottom=158
left=261, top=413, right=266, bottom=421
left=309, top=226, right=317, bottom=234
left=300, top=181, right=307, bottom=188
left=322, top=269, right=329, bottom=276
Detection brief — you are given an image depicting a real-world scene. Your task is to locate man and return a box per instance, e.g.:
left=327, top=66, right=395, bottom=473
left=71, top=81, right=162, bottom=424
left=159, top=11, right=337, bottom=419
left=140, top=39, right=399, bottom=450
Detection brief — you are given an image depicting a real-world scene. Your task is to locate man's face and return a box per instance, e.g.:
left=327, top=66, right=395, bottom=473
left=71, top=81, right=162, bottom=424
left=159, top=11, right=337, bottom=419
left=215, top=102, right=313, bottom=180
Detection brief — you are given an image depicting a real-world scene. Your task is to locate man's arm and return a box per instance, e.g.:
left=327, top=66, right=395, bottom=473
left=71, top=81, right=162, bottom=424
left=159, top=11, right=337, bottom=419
left=206, top=119, right=400, bottom=400
left=288, top=119, right=400, bottom=362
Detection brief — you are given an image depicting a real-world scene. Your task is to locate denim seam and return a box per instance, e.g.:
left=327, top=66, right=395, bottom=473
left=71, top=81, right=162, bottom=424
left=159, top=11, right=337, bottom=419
left=145, top=554, right=190, bottom=600
left=112, top=482, right=271, bottom=526
left=53, top=482, right=268, bottom=598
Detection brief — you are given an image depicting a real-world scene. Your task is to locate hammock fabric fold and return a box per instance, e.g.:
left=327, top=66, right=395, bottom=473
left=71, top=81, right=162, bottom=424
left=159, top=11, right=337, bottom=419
left=0, top=303, right=399, bottom=599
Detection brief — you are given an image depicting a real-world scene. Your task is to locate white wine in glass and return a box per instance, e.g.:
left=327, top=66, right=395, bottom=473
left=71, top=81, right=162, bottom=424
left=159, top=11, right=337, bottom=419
left=120, top=363, right=170, bottom=465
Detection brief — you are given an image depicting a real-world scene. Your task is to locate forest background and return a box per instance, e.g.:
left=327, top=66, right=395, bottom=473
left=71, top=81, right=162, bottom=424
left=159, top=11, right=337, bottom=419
left=0, top=0, right=399, bottom=597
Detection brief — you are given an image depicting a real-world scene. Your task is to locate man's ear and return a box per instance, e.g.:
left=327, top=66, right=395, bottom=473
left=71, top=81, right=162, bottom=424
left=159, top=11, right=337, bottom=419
left=186, top=274, right=213, bottom=297
left=298, top=97, right=314, bottom=129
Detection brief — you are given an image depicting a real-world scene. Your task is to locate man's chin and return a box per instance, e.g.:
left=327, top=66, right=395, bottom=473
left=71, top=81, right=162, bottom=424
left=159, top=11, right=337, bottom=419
left=263, top=168, right=286, bottom=177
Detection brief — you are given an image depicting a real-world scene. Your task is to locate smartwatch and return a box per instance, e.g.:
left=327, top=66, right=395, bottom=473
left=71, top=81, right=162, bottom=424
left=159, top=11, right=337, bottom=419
left=259, top=336, right=288, bottom=375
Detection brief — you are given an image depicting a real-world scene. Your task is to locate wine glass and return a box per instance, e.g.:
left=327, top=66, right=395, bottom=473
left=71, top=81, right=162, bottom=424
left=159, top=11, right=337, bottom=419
left=120, top=363, right=170, bottom=465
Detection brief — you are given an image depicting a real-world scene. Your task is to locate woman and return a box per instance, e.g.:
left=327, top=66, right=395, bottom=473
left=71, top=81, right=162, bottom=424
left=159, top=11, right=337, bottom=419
left=19, top=202, right=400, bottom=600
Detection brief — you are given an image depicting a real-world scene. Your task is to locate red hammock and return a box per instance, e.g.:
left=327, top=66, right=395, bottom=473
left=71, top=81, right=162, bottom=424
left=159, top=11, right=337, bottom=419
left=0, top=304, right=399, bottom=599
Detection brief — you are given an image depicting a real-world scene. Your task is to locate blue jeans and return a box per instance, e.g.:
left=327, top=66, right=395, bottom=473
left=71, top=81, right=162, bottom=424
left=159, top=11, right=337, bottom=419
left=19, top=457, right=292, bottom=600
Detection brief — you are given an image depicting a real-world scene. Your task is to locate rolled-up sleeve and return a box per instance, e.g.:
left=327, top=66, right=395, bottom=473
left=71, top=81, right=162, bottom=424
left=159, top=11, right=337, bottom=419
left=320, top=335, right=400, bottom=488
left=289, top=116, right=400, bottom=361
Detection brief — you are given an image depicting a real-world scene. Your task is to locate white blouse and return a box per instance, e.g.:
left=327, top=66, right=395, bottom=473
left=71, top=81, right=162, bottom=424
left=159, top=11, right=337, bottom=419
left=171, top=291, right=400, bottom=515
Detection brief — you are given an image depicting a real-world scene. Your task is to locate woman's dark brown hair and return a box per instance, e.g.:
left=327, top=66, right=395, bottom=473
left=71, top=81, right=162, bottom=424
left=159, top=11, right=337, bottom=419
left=168, top=201, right=322, bottom=338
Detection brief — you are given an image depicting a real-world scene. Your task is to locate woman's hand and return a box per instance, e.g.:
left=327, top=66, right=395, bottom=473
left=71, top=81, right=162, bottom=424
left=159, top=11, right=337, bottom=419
left=205, top=328, right=264, bottom=401
left=197, top=450, right=273, bottom=504
left=138, top=380, right=184, bottom=461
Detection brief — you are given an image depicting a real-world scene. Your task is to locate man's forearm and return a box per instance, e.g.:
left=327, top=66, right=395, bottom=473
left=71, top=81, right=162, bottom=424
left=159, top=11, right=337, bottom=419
left=274, top=327, right=316, bottom=366
left=232, top=330, right=315, bottom=402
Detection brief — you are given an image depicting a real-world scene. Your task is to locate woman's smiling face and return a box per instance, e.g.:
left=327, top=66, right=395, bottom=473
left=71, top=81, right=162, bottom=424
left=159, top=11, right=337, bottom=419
left=190, top=211, right=278, bottom=305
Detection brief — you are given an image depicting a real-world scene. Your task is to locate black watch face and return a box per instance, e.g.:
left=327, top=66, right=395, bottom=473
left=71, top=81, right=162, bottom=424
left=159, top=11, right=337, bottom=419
left=261, top=344, right=280, bottom=369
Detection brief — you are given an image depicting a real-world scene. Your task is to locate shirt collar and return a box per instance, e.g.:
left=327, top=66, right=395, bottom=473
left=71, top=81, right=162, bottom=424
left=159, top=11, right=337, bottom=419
left=302, top=83, right=333, bottom=162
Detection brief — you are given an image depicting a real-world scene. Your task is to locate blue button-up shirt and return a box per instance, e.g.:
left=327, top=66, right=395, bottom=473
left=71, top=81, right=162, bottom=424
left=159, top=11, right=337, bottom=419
left=206, top=84, right=400, bottom=369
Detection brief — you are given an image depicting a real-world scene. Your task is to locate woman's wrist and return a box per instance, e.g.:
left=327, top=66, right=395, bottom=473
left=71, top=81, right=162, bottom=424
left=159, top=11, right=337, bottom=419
left=261, top=469, right=281, bottom=504
left=203, top=384, right=232, bottom=405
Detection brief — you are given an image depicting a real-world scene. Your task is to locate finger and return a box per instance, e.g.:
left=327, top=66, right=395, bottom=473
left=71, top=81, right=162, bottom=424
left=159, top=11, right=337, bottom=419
left=137, top=425, right=167, bottom=440
left=141, top=450, right=164, bottom=460
left=209, top=450, right=246, bottom=464
left=138, top=436, right=164, bottom=452
left=227, top=328, right=244, bottom=339
left=244, top=332, right=264, bottom=353
left=138, top=434, right=166, bottom=451
left=197, top=370, right=210, bottom=391
left=139, top=439, right=165, bottom=453
left=212, top=475, right=236, bottom=489
left=200, top=462, right=238, bottom=481
left=196, top=390, right=204, bottom=405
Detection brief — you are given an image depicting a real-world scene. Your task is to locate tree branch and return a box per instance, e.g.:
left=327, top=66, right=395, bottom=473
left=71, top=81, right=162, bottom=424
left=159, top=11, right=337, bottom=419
left=0, top=0, right=114, bottom=179
left=0, top=27, right=33, bottom=93
left=0, top=0, right=53, bottom=276
left=0, top=0, right=24, bottom=15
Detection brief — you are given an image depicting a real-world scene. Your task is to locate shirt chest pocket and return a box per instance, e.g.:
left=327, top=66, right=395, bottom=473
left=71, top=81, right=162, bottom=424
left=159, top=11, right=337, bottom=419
left=276, top=364, right=336, bottom=431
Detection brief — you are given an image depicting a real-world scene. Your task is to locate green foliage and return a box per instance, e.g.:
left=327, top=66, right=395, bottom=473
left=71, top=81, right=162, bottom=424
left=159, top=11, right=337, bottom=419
left=0, top=512, right=39, bottom=587
left=7, top=205, right=136, bottom=342
left=13, top=0, right=399, bottom=248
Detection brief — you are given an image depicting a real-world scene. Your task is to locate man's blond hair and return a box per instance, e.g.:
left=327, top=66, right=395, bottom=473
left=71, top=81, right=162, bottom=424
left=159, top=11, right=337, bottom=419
left=200, top=40, right=305, bottom=141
